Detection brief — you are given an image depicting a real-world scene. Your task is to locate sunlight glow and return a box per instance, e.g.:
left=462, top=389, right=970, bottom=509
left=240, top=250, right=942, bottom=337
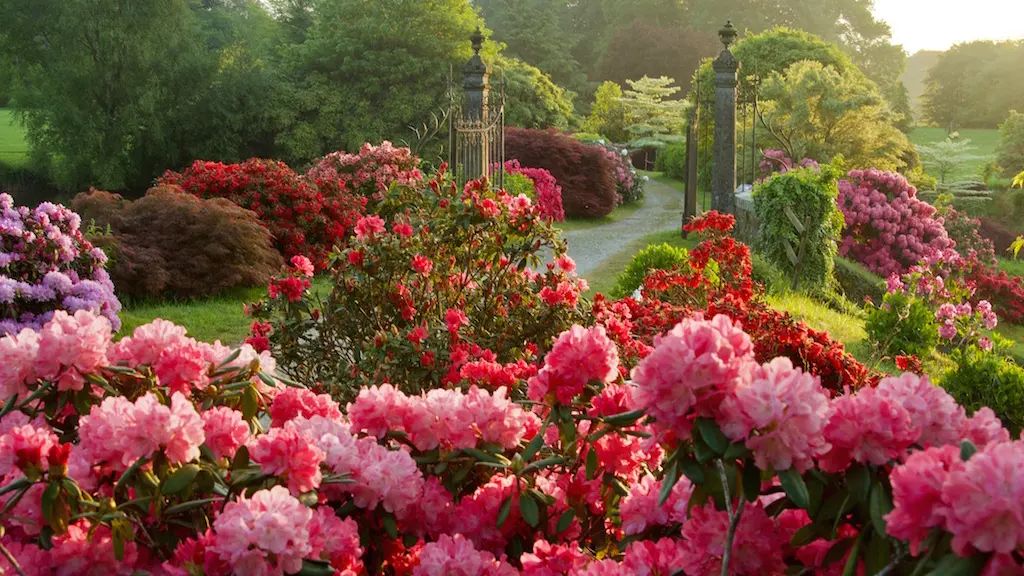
left=873, top=0, right=1024, bottom=54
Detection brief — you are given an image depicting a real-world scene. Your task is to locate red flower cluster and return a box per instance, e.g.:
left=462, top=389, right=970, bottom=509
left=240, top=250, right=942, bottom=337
left=160, top=159, right=366, bottom=270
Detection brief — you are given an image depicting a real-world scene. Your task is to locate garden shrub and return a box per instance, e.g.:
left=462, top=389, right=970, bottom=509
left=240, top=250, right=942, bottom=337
left=505, top=127, right=618, bottom=218
left=758, top=149, right=819, bottom=178
left=590, top=141, right=645, bottom=204
left=72, top=186, right=282, bottom=300
left=306, top=141, right=424, bottom=204
left=833, top=256, right=885, bottom=304
left=0, top=193, right=120, bottom=335
left=837, top=169, right=954, bottom=277
left=943, top=344, right=1024, bottom=436
left=247, top=169, right=586, bottom=402
left=750, top=252, right=789, bottom=294
left=654, top=141, right=686, bottom=180
left=996, top=109, right=1024, bottom=177
left=936, top=197, right=997, bottom=265
left=503, top=159, right=565, bottom=222
left=502, top=170, right=535, bottom=198
left=865, top=291, right=939, bottom=357
left=611, top=242, right=689, bottom=298
left=979, top=216, right=1022, bottom=254
left=160, top=158, right=365, bottom=270
left=753, top=163, right=844, bottom=292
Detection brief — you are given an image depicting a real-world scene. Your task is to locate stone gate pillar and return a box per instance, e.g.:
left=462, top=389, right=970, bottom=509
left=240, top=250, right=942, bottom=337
left=460, top=27, right=490, bottom=181
left=712, top=21, right=739, bottom=215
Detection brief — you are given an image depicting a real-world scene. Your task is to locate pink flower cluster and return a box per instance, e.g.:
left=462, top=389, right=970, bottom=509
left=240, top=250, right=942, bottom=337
left=527, top=325, right=619, bottom=404
left=308, top=141, right=424, bottom=204
left=348, top=383, right=538, bottom=452
left=759, top=149, right=819, bottom=178
left=838, top=169, right=954, bottom=277
left=504, top=160, right=565, bottom=222
left=888, top=439, right=1024, bottom=564
left=0, top=193, right=121, bottom=334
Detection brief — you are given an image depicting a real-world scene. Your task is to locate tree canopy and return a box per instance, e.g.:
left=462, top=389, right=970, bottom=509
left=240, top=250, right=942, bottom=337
left=498, top=56, right=575, bottom=130
left=922, top=40, right=1024, bottom=130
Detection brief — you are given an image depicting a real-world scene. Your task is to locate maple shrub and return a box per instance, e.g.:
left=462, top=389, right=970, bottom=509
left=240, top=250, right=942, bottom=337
left=246, top=167, right=588, bottom=403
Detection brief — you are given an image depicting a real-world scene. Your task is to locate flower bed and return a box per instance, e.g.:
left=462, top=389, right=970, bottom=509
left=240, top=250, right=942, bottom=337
left=307, top=141, right=425, bottom=205
left=1, top=193, right=120, bottom=335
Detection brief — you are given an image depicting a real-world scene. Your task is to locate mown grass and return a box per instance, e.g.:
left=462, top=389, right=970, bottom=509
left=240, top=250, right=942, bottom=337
left=998, top=256, right=1024, bottom=278
left=646, top=171, right=711, bottom=211
left=908, top=126, right=1000, bottom=178
left=118, top=277, right=333, bottom=344
left=0, top=109, right=29, bottom=168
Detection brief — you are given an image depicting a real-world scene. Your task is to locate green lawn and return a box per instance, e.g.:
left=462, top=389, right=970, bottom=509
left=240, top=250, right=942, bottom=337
left=998, top=256, right=1024, bottom=278
left=555, top=201, right=645, bottom=233
left=118, top=277, right=333, bottom=345
left=647, top=172, right=711, bottom=211
left=0, top=108, right=29, bottom=168
left=908, top=126, right=1000, bottom=178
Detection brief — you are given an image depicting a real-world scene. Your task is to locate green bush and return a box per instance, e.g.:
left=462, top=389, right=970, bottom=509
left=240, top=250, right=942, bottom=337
left=942, top=344, right=1024, bottom=437
left=753, top=164, right=844, bottom=292
left=503, top=170, right=536, bottom=200
left=996, top=110, right=1024, bottom=177
left=750, top=252, right=788, bottom=294
left=865, top=291, right=939, bottom=358
left=612, top=243, right=689, bottom=298
left=655, top=142, right=687, bottom=180
left=834, top=257, right=885, bottom=304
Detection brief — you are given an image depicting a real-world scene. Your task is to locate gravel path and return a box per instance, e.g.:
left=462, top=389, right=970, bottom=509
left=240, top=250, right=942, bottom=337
left=560, top=179, right=683, bottom=278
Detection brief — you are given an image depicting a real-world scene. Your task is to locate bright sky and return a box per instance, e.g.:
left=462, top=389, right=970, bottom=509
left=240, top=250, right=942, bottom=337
left=872, top=0, right=1024, bottom=54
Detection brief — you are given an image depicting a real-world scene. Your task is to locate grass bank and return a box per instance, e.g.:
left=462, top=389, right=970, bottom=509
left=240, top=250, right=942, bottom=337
left=908, top=127, right=1000, bottom=178
left=0, top=109, right=29, bottom=168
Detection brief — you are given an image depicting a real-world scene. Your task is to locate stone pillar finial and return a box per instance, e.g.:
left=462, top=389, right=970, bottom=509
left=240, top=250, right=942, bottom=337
left=470, top=27, right=484, bottom=55
left=711, top=20, right=739, bottom=215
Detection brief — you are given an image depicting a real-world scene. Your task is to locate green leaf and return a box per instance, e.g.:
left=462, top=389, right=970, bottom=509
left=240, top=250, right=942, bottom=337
left=519, top=492, right=540, bottom=527
left=295, top=559, right=338, bottom=576
left=496, top=496, right=513, bottom=527
left=695, top=418, right=729, bottom=455
left=602, top=409, right=645, bottom=427
left=114, top=455, right=149, bottom=495
left=842, top=530, right=866, bottom=576
left=960, top=440, right=977, bottom=462
left=41, top=482, right=59, bottom=526
left=790, top=523, right=820, bottom=547
left=658, top=462, right=680, bottom=506
left=162, top=497, right=220, bottom=516
left=821, top=537, right=855, bottom=567
left=778, top=468, right=810, bottom=510
left=929, top=553, right=987, bottom=576
left=869, top=481, right=893, bottom=537
left=522, top=456, right=565, bottom=474
left=556, top=509, right=574, bottom=534
left=0, top=394, right=18, bottom=420
left=240, top=386, right=260, bottom=420
left=679, top=455, right=705, bottom=485
left=845, top=463, right=871, bottom=504
left=462, top=448, right=503, bottom=465
left=693, top=436, right=714, bottom=464
left=0, top=477, right=31, bottom=497
left=522, top=433, right=545, bottom=462
left=741, top=464, right=761, bottom=503
left=161, top=464, right=200, bottom=496
left=585, top=447, right=599, bottom=480
left=382, top=512, right=399, bottom=540
left=723, top=442, right=751, bottom=460
left=864, top=530, right=890, bottom=575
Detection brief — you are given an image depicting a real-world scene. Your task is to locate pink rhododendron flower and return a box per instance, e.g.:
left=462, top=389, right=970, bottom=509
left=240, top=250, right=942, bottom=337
left=393, top=222, right=415, bottom=237
left=939, top=320, right=958, bottom=340
left=720, top=357, right=830, bottom=472
left=49, top=521, right=141, bottom=576
left=446, top=308, right=469, bottom=333
left=520, top=540, right=589, bottom=576
left=961, top=408, right=1010, bottom=448
left=290, top=255, right=315, bottom=277
left=819, top=386, right=919, bottom=472
left=886, top=444, right=962, bottom=554
left=631, top=314, right=755, bottom=439
left=450, top=474, right=520, bottom=552
left=943, top=440, right=1024, bottom=555
left=307, top=506, right=364, bottom=572
left=322, top=433, right=424, bottom=517
left=0, top=423, right=58, bottom=477
left=269, top=387, right=343, bottom=427
left=413, top=534, right=517, bottom=576
left=249, top=424, right=325, bottom=495
left=0, top=539, right=52, bottom=576
left=621, top=538, right=689, bottom=575
left=347, top=383, right=407, bottom=439
left=528, top=325, right=619, bottom=404
left=875, top=373, right=966, bottom=448
left=679, top=502, right=785, bottom=575
left=0, top=328, right=39, bottom=401
left=208, top=486, right=313, bottom=576
left=619, top=473, right=693, bottom=535
left=411, top=254, right=434, bottom=275
left=35, top=310, right=111, bottom=392
left=354, top=215, right=386, bottom=240
left=201, top=407, right=250, bottom=461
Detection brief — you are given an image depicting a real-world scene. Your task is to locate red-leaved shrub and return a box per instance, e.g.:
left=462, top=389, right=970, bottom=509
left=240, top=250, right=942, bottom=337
left=505, top=127, right=618, bottom=218
left=159, top=159, right=365, bottom=270
left=73, top=186, right=282, bottom=299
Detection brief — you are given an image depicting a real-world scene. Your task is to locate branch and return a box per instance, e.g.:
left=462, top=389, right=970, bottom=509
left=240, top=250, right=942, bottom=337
left=0, top=540, right=27, bottom=576
left=717, top=459, right=746, bottom=576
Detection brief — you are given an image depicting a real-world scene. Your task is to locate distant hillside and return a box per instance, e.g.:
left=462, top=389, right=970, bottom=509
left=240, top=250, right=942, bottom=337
left=902, top=50, right=942, bottom=117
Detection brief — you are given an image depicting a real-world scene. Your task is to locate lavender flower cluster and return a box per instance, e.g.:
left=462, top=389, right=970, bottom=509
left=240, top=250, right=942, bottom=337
left=1, top=193, right=121, bottom=335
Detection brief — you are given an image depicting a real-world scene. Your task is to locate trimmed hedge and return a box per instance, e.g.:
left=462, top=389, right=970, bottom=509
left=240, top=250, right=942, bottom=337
left=654, top=141, right=687, bottom=180
left=73, top=186, right=282, bottom=300
left=612, top=243, right=689, bottom=298
left=505, top=127, right=618, bottom=218
left=834, top=257, right=885, bottom=305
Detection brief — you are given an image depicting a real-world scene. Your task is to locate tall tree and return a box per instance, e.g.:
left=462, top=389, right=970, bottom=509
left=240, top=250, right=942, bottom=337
left=498, top=56, right=575, bottom=130
left=597, top=21, right=718, bottom=90
left=621, top=76, right=687, bottom=149
left=921, top=41, right=1024, bottom=131
left=582, top=81, right=631, bottom=143
left=0, top=0, right=215, bottom=191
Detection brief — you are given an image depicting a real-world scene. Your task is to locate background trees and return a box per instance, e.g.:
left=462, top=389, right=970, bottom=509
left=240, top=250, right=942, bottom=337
left=922, top=40, right=1024, bottom=131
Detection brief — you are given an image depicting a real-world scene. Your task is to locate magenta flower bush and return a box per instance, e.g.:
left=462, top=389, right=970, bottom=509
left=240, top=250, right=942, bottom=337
left=0, top=193, right=120, bottom=335
left=759, top=149, right=819, bottom=177
left=1, top=306, right=1022, bottom=574
left=837, top=169, right=954, bottom=277
left=503, top=160, right=565, bottom=222
left=307, top=141, right=425, bottom=204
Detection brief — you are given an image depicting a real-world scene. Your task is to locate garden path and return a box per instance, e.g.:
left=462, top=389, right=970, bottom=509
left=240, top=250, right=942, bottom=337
left=560, top=179, right=683, bottom=278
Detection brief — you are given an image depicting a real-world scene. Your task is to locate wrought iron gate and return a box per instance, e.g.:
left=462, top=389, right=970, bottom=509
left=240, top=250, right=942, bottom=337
left=449, top=81, right=505, bottom=191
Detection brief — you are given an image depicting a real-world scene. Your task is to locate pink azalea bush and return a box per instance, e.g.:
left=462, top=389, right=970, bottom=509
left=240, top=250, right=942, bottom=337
left=0, top=193, right=121, bottom=335
left=758, top=149, right=819, bottom=177
left=503, top=160, right=565, bottom=222
left=308, top=141, right=425, bottom=205
left=837, top=169, right=954, bottom=277
left=2, top=305, right=1021, bottom=574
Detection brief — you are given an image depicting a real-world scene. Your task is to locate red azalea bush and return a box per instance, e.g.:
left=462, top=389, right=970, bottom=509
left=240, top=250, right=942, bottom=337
left=837, top=169, right=954, bottom=277
left=503, top=160, right=565, bottom=222
left=969, top=260, right=1024, bottom=325
left=505, top=128, right=618, bottom=219
left=2, top=303, right=1021, bottom=573
left=307, top=141, right=425, bottom=206
left=246, top=168, right=587, bottom=402
left=160, top=159, right=365, bottom=270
